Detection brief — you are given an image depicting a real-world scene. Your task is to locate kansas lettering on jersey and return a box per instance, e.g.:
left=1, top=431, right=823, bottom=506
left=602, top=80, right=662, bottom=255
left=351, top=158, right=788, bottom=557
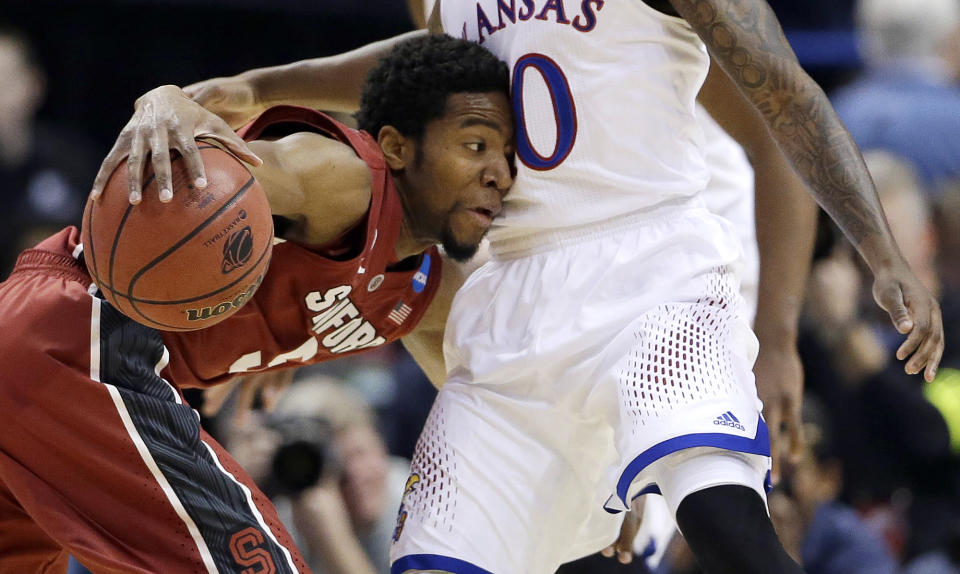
left=440, top=0, right=712, bottom=255
left=472, top=0, right=605, bottom=41
left=161, top=106, right=442, bottom=388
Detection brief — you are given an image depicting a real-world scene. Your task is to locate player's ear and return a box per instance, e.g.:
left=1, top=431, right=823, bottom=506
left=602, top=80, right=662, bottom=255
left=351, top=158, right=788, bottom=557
left=379, top=126, right=411, bottom=171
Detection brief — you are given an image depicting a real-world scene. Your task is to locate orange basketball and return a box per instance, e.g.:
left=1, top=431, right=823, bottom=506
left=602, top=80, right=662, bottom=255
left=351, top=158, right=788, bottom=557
left=81, top=143, right=273, bottom=331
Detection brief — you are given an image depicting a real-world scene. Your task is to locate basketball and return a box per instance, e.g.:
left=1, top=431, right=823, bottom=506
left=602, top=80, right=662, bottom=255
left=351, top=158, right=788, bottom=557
left=80, top=143, right=273, bottom=331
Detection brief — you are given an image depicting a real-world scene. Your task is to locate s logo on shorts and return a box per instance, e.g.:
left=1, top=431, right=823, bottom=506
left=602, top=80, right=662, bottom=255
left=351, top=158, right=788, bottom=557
left=229, top=527, right=276, bottom=574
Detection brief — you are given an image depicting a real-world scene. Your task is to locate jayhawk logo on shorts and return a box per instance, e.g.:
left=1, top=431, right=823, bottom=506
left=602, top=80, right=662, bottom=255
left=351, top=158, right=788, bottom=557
left=392, top=473, right=421, bottom=543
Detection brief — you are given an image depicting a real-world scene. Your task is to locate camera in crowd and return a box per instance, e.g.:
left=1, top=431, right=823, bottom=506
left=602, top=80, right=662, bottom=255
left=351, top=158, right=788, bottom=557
left=264, top=414, right=337, bottom=497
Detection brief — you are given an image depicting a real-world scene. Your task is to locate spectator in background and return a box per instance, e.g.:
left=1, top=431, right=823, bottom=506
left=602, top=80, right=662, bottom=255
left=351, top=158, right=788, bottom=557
left=831, top=0, right=960, bottom=195
left=935, top=182, right=960, bottom=327
left=768, top=395, right=899, bottom=574
left=226, top=375, right=410, bottom=574
left=0, top=24, right=96, bottom=276
left=905, top=526, right=960, bottom=574
left=656, top=394, right=902, bottom=574
left=379, top=349, right=437, bottom=460
left=943, top=21, right=960, bottom=84
left=801, top=151, right=959, bottom=561
left=925, top=181, right=960, bottom=458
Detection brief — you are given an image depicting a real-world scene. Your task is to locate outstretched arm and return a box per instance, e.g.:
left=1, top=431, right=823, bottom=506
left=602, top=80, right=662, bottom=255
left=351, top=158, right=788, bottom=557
left=670, top=0, right=944, bottom=381
left=408, top=0, right=429, bottom=29
left=91, top=32, right=423, bottom=203
left=243, top=131, right=372, bottom=247
left=186, top=31, right=425, bottom=125
left=89, top=85, right=264, bottom=205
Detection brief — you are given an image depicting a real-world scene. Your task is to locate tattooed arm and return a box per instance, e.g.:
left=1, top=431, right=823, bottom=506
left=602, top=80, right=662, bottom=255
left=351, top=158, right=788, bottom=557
left=668, top=0, right=944, bottom=381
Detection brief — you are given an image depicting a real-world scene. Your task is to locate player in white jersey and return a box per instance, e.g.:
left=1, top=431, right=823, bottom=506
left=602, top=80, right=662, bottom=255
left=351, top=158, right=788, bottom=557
left=406, top=6, right=799, bottom=570
left=415, top=2, right=802, bottom=569
left=95, top=1, right=944, bottom=572
left=415, top=2, right=806, bottom=569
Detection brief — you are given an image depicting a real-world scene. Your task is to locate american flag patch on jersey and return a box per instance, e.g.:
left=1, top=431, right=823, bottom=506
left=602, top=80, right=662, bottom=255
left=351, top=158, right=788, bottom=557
left=388, top=301, right=412, bottom=325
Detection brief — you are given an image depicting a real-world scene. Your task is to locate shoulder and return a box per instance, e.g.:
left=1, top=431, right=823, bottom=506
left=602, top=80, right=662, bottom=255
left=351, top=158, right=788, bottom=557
left=251, top=132, right=374, bottom=244
left=293, top=132, right=372, bottom=216
left=269, top=131, right=372, bottom=195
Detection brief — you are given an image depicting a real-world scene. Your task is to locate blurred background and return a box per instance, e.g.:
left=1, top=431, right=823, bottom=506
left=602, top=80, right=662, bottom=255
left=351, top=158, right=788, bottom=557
left=4, top=1, right=959, bottom=573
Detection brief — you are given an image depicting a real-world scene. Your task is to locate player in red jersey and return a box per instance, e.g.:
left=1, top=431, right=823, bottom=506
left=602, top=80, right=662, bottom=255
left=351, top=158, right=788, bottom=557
left=0, top=35, right=512, bottom=574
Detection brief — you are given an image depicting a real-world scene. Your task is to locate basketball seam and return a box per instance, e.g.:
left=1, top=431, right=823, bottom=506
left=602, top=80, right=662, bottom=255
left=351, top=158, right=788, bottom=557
left=196, top=143, right=255, bottom=179
left=124, top=176, right=263, bottom=329
left=103, top=173, right=157, bottom=293
left=124, top=242, right=271, bottom=331
left=111, top=235, right=272, bottom=305
left=87, top=148, right=265, bottom=331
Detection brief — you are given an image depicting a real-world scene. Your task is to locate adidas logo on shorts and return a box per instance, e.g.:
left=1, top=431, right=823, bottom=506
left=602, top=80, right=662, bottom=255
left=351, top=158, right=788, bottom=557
left=714, top=411, right=745, bottom=431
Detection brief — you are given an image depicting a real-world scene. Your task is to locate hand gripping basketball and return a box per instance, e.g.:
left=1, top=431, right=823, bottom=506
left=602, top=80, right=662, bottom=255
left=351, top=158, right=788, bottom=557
left=81, top=143, right=273, bottom=331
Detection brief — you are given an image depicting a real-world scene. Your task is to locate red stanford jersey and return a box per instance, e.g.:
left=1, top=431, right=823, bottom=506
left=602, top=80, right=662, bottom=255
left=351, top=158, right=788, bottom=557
left=162, top=106, right=442, bottom=388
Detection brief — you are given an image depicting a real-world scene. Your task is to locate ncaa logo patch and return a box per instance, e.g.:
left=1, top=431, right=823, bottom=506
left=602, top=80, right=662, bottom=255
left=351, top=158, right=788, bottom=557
left=412, top=253, right=431, bottom=293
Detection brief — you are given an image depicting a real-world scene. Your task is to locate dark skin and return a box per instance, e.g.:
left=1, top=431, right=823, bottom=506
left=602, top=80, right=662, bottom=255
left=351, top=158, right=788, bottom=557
left=673, top=0, right=880, bottom=242
left=94, top=4, right=941, bottom=383
left=89, top=3, right=943, bottom=569
left=90, top=0, right=941, bottom=472
left=381, top=92, right=513, bottom=262
left=697, top=59, right=816, bottom=483
left=256, top=89, right=513, bottom=387
left=117, top=85, right=513, bottom=391
left=664, top=0, right=943, bottom=381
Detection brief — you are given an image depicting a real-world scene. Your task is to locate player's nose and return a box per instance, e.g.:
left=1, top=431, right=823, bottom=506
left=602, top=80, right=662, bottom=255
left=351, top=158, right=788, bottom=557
left=483, top=154, right=514, bottom=196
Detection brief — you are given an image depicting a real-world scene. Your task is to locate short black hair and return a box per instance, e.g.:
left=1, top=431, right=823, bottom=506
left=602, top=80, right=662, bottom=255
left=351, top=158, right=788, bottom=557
left=356, top=34, right=509, bottom=139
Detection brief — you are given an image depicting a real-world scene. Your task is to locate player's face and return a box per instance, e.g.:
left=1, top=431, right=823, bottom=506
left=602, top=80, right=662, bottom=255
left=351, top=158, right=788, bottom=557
left=405, top=92, right=514, bottom=261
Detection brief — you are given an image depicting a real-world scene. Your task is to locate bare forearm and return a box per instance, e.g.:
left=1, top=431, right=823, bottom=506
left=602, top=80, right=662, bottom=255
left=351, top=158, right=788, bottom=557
left=671, top=0, right=902, bottom=272
left=308, top=528, right=377, bottom=574
left=242, top=31, right=425, bottom=113
left=292, top=487, right=377, bottom=574
left=408, top=0, right=428, bottom=28
left=753, top=146, right=817, bottom=345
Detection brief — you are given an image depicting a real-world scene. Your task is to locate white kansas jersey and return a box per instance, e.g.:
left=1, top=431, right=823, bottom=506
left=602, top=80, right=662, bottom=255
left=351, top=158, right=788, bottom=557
left=440, top=0, right=711, bottom=256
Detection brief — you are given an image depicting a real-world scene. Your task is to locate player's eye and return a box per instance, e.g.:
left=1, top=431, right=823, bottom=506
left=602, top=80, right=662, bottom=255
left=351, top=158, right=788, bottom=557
left=466, top=141, right=486, bottom=153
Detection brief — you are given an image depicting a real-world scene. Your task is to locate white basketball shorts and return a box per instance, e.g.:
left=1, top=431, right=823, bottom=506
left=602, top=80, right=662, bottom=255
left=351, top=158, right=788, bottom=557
left=390, top=202, right=771, bottom=574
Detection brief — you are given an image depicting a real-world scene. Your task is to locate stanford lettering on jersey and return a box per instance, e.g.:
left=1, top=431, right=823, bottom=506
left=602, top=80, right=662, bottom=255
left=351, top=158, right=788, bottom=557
left=226, top=283, right=389, bottom=374
left=305, top=285, right=387, bottom=354
left=474, top=0, right=604, bottom=43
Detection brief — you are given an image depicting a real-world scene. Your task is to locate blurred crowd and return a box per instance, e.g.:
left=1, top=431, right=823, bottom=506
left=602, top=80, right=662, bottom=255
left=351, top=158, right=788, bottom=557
left=3, top=0, right=959, bottom=573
